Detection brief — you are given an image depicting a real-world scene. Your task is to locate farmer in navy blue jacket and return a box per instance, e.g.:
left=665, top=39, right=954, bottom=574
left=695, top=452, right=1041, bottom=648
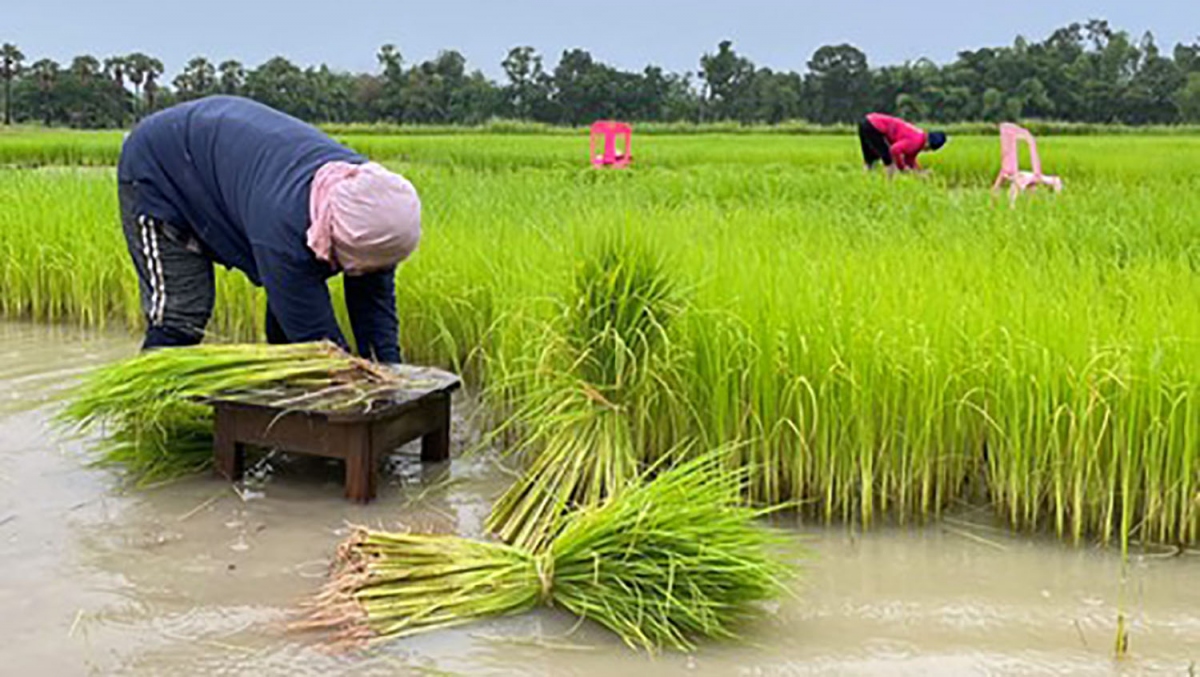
left=117, top=95, right=421, bottom=363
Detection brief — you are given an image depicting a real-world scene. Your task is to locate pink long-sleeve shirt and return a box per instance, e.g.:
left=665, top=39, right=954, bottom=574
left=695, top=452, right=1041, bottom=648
left=867, top=113, right=927, bottom=170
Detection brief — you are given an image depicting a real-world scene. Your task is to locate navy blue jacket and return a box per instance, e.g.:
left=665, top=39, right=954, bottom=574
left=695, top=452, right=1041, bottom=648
left=117, top=95, right=400, bottom=362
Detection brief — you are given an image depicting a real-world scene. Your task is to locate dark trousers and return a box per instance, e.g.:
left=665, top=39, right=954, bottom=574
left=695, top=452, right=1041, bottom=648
left=858, top=117, right=893, bottom=167
left=119, top=182, right=215, bottom=349
left=121, top=182, right=301, bottom=350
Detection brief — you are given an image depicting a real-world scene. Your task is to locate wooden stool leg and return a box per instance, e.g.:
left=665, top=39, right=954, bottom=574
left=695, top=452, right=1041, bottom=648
left=342, top=426, right=376, bottom=503
left=421, top=395, right=451, bottom=463
left=214, top=407, right=244, bottom=481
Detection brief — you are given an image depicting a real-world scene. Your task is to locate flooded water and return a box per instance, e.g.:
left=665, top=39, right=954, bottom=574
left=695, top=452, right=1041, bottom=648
left=1, top=320, right=1197, bottom=676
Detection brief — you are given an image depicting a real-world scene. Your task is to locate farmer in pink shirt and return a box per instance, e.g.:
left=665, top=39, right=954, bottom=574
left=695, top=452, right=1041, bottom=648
left=858, top=113, right=947, bottom=175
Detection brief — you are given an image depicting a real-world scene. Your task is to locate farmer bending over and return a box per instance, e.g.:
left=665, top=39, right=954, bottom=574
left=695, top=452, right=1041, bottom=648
left=858, top=112, right=947, bottom=176
left=118, top=95, right=420, bottom=363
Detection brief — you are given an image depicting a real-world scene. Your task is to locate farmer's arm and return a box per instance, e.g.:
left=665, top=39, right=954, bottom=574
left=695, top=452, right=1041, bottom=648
left=254, top=246, right=350, bottom=349
left=344, top=268, right=401, bottom=363
left=890, top=138, right=922, bottom=171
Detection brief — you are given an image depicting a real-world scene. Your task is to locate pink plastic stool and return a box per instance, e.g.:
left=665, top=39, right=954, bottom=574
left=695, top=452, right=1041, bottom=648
left=590, top=120, right=633, bottom=168
left=992, top=122, right=1063, bottom=206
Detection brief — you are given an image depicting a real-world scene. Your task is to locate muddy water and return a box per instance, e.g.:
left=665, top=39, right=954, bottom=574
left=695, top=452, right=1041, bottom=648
left=1, top=321, right=1197, bottom=676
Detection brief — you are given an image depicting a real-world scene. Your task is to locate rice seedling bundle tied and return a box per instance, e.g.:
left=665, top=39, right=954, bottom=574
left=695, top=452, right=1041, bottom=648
left=485, top=239, right=686, bottom=550
left=299, top=455, right=794, bottom=652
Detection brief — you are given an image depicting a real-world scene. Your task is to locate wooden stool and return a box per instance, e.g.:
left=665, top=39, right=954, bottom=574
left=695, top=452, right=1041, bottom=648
left=205, top=366, right=461, bottom=503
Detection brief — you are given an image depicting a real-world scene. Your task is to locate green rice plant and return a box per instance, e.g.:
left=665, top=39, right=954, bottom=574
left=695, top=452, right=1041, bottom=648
left=298, top=454, right=795, bottom=652
left=4, top=125, right=1199, bottom=171
left=4, top=132, right=1198, bottom=547
left=484, top=237, right=689, bottom=549
left=58, top=342, right=393, bottom=485
left=0, top=129, right=124, bottom=166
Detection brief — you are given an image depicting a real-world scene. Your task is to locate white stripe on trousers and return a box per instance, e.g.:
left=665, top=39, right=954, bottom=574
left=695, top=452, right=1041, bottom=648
left=139, top=215, right=167, bottom=326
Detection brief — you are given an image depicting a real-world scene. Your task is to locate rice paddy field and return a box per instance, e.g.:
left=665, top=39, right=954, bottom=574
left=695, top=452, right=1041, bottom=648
left=2, top=129, right=1199, bottom=548
left=2, top=127, right=1199, bottom=672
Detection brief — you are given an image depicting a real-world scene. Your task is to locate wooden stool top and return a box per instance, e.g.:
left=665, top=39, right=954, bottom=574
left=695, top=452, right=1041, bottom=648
left=201, top=364, right=462, bottom=422
left=206, top=365, right=462, bottom=502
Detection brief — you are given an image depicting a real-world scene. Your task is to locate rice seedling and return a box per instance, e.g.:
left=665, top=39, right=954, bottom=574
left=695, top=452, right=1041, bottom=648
left=297, top=453, right=795, bottom=652
left=58, top=342, right=395, bottom=485
left=484, top=237, right=687, bottom=549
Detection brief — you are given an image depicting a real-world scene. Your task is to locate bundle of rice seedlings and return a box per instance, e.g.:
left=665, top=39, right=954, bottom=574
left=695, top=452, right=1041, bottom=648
left=58, top=341, right=394, bottom=485
left=565, top=240, right=682, bottom=392
left=299, top=454, right=794, bottom=652
left=484, top=238, right=688, bottom=549
left=486, top=399, right=634, bottom=550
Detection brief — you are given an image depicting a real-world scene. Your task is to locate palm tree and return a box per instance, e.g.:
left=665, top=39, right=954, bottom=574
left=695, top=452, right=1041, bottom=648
left=63, top=56, right=101, bottom=128
left=30, top=58, right=59, bottom=125
left=218, top=59, right=245, bottom=95
left=69, top=55, right=100, bottom=83
left=124, top=52, right=155, bottom=118
left=174, top=56, right=216, bottom=100
left=102, top=56, right=126, bottom=86
left=143, top=56, right=164, bottom=112
left=103, top=56, right=129, bottom=125
left=377, top=44, right=403, bottom=80
left=1, top=43, right=26, bottom=125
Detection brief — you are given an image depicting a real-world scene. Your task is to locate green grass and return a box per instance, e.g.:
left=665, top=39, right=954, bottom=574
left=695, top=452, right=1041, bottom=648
left=3, top=133, right=1198, bottom=546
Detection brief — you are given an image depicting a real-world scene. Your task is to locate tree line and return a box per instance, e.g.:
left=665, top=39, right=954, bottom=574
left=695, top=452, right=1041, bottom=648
left=3, top=19, right=1200, bottom=129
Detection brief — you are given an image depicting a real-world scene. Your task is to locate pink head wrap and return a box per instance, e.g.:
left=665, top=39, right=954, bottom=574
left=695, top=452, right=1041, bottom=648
left=307, top=161, right=422, bottom=274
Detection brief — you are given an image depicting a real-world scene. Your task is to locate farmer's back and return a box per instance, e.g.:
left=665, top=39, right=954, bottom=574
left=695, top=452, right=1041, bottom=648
left=118, top=95, right=362, bottom=283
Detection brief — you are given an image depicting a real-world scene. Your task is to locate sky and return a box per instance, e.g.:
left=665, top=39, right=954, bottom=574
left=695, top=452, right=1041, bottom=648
left=4, top=0, right=1198, bottom=81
